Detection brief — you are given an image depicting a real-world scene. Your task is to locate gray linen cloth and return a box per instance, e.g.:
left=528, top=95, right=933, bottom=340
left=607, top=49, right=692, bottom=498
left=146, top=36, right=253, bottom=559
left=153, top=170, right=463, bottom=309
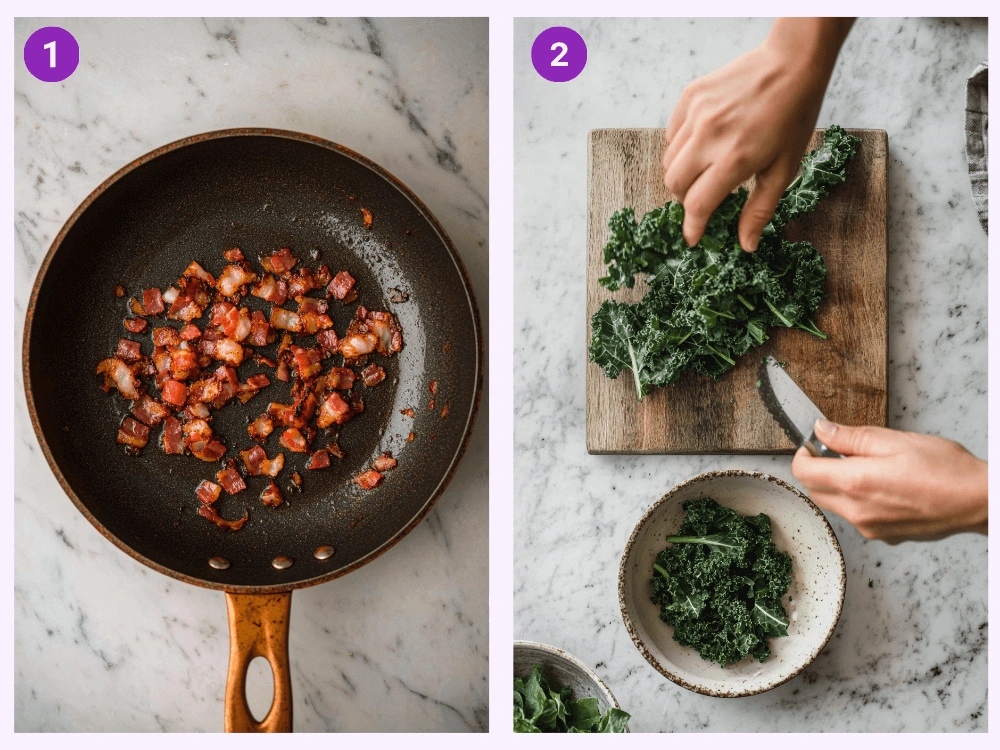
left=965, top=62, right=988, bottom=233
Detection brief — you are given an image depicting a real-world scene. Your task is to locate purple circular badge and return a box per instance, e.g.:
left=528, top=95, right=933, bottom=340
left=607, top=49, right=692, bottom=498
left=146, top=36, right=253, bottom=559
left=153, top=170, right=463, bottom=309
left=531, top=26, right=587, bottom=83
left=24, top=26, right=79, bottom=83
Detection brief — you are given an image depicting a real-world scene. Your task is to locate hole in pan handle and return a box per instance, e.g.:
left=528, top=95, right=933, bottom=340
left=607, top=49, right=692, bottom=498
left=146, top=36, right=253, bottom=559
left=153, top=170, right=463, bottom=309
left=224, top=592, right=293, bottom=732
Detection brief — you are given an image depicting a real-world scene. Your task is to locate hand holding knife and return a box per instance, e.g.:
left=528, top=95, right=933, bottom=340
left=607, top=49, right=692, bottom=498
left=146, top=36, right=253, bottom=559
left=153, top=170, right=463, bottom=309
left=756, top=355, right=842, bottom=458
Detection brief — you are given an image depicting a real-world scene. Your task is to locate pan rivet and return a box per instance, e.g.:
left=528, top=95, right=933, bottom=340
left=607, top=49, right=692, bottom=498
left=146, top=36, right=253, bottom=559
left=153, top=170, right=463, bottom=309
left=208, top=556, right=230, bottom=570
left=314, top=545, right=335, bottom=560
left=272, top=556, right=294, bottom=570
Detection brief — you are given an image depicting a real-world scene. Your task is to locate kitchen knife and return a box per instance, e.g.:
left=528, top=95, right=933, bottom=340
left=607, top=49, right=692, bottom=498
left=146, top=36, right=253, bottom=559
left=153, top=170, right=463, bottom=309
left=756, top=355, right=842, bottom=458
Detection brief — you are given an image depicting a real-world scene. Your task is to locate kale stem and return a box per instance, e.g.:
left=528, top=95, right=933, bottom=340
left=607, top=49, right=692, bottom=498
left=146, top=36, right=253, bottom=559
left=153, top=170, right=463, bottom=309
left=627, top=339, right=643, bottom=400
left=703, top=306, right=736, bottom=320
left=704, top=344, right=735, bottom=365
left=652, top=563, right=670, bottom=579
left=737, top=294, right=755, bottom=311
left=764, top=299, right=794, bottom=327
left=796, top=319, right=828, bottom=339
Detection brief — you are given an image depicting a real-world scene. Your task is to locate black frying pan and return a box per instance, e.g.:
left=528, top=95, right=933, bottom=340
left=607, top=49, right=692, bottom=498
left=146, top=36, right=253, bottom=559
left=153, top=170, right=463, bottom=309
left=22, top=129, right=482, bottom=731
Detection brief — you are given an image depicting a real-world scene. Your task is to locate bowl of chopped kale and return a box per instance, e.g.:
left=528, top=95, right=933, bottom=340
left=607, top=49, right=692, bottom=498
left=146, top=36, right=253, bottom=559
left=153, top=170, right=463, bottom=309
left=514, top=641, right=630, bottom=732
left=618, top=470, right=845, bottom=697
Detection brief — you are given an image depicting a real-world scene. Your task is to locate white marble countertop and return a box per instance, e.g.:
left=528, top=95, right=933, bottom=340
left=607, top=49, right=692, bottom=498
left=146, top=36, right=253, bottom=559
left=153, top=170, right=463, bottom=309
left=514, top=17, right=987, bottom=732
left=15, top=17, right=488, bottom=732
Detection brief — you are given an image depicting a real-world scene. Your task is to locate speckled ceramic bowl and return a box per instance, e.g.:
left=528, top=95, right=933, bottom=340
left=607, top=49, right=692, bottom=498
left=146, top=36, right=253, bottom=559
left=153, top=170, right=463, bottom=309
left=619, top=470, right=845, bottom=697
left=514, top=641, right=628, bottom=731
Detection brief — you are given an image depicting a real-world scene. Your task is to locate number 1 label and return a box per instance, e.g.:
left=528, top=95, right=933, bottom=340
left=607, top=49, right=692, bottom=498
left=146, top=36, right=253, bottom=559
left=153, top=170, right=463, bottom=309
left=43, top=40, right=56, bottom=68
left=24, top=26, right=79, bottom=82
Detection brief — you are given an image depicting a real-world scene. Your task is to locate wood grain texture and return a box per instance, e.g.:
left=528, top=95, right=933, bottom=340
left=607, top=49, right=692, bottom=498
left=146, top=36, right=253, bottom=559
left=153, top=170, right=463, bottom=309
left=586, top=128, right=887, bottom=454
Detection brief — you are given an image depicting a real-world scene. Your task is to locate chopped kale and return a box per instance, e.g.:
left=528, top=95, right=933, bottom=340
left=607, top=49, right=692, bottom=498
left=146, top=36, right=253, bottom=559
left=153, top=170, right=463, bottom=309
left=514, top=664, right=630, bottom=733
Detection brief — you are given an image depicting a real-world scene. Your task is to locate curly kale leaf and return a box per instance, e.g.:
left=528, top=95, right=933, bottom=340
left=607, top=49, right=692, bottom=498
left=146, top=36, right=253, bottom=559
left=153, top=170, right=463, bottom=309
left=650, top=498, right=792, bottom=667
left=514, top=665, right=630, bottom=733
left=590, top=126, right=859, bottom=399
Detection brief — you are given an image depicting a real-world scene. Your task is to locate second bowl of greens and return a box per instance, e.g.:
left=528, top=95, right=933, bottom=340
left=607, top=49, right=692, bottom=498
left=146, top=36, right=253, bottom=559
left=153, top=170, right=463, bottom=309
left=618, top=470, right=845, bottom=697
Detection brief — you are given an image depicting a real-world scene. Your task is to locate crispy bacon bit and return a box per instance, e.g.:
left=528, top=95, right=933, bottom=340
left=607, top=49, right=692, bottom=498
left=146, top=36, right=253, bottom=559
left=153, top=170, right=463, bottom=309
left=143, top=288, right=164, bottom=315
left=248, top=414, right=274, bottom=441
left=216, top=467, right=247, bottom=495
left=169, top=347, right=200, bottom=380
left=296, top=296, right=333, bottom=334
left=251, top=274, right=288, bottom=305
left=261, top=248, right=297, bottom=277
left=275, top=361, right=290, bottom=382
left=354, top=470, right=382, bottom=490
left=213, top=338, right=245, bottom=366
left=261, top=480, right=284, bottom=507
left=124, top=317, right=147, bottom=334
left=361, top=207, right=373, bottom=229
left=406, top=431, right=415, bottom=442
left=153, top=327, right=181, bottom=347
left=361, top=364, right=385, bottom=387
left=196, top=480, right=222, bottom=505
left=372, top=453, right=397, bottom=472
left=180, top=323, right=201, bottom=341
left=261, top=452, right=285, bottom=477
left=161, top=379, right=187, bottom=407
left=130, top=297, right=146, bottom=316
left=307, top=449, right=331, bottom=470
left=290, top=346, right=323, bottom=379
left=240, top=445, right=267, bottom=476
left=443, top=342, right=452, bottom=352
left=185, top=402, right=211, bottom=420
left=237, top=374, right=270, bottom=404
left=115, top=285, right=125, bottom=297
left=290, top=471, right=303, bottom=489
left=96, top=358, right=141, bottom=400
left=167, top=278, right=205, bottom=322
left=217, top=264, right=258, bottom=298
left=193, top=439, right=227, bottom=462
left=289, top=268, right=326, bottom=297
left=316, top=392, right=352, bottom=428
left=198, top=503, right=248, bottom=531
left=429, top=380, right=438, bottom=396
left=268, top=392, right=317, bottom=429
left=183, top=261, right=215, bottom=286
left=429, top=399, right=435, bottom=411
left=162, top=286, right=179, bottom=305
left=324, top=367, right=355, bottom=390
left=270, top=307, right=302, bottom=332
left=316, top=329, right=340, bottom=354
left=247, top=310, right=272, bottom=347
left=115, top=339, right=143, bottom=364
left=400, top=408, right=415, bottom=418
left=117, top=417, right=150, bottom=449
left=328, top=271, right=356, bottom=301
left=440, top=402, right=450, bottom=418
left=131, top=394, right=170, bottom=426
left=340, top=331, right=377, bottom=359
left=367, top=311, right=402, bottom=355
left=223, top=248, right=244, bottom=262
left=162, top=416, right=184, bottom=454
left=279, top=428, right=308, bottom=453
left=327, top=442, right=345, bottom=459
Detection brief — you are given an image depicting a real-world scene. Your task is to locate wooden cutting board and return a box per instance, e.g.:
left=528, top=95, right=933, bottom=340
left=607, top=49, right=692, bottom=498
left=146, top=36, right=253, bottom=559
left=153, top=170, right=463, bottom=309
left=586, top=128, right=887, bottom=454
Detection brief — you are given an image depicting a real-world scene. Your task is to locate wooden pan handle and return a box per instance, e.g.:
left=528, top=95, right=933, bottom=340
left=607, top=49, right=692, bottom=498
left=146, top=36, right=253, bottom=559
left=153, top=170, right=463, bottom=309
left=224, top=592, right=293, bottom=733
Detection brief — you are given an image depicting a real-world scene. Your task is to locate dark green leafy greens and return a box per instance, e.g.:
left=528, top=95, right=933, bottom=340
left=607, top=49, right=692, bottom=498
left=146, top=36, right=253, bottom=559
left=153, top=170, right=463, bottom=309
left=650, top=497, right=792, bottom=667
left=513, top=665, right=630, bottom=733
left=590, top=126, right=860, bottom=399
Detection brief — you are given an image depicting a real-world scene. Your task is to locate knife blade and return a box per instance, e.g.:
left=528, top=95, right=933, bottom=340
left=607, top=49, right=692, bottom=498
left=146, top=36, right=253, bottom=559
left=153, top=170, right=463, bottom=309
left=756, top=355, right=842, bottom=458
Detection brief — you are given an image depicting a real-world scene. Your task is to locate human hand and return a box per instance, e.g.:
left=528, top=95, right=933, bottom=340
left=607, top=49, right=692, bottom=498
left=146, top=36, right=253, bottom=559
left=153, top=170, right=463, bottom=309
left=791, top=419, right=988, bottom=544
left=663, top=18, right=854, bottom=250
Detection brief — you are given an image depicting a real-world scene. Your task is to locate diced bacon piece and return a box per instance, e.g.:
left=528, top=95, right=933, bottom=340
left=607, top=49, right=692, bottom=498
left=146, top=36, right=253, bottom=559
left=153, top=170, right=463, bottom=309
left=290, top=472, right=303, bottom=489
left=117, top=417, right=150, bottom=449
left=254, top=352, right=277, bottom=368
left=223, top=248, right=244, bottom=262
left=429, top=380, right=438, bottom=395
left=400, top=408, right=415, bottom=418
left=261, top=247, right=297, bottom=276
left=198, top=503, right=248, bottom=531
left=261, top=452, right=284, bottom=477
left=217, top=264, right=257, bottom=297
left=143, top=288, right=165, bottom=315
left=216, top=467, right=247, bottom=495
left=296, top=296, right=333, bottom=334
left=251, top=274, right=289, bottom=305
left=210, top=301, right=236, bottom=328
left=115, top=285, right=125, bottom=297
left=167, top=278, right=205, bottom=322
left=267, top=392, right=317, bottom=429
left=169, top=347, right=200, bottom=380
left=440, top=402, right=450, bottom=418
left=124, top=317, right=148, bottom=334
left=261, top=480, right=284, bottom=507
left=241, top=445, right=267, bottom=476
left=153, top=327, right=182, bottom=347
left=361, top=364, right=385, bottom=387
left=270, top=307, right=302, bottom=332
left=187, top=378, right=223, bottom=404
left=288, top=268, right=326, bottom=297
left=365, top=311, right=400, bottom=355
left=183, top=261, right=216, bottom=286
left=211, top=381, right=237, bottom=409
left=361, top=207, right=373, bottom=229
left=192, top=439, right=226, bottom=462
left=162, top=416, right=184, bottom=454
left=237, top=374, right=270, bottom=403
left=316, top=265, right=332, bottom=286
left=354, top=470, right=382, bottom=490
left=277, top=332, right=294, bottom=354
left=96, top=358, right=141, bottom=400
left=247, top=310, right=272, bottom=347
left=307, top=450, right=330, bottom=470
left=214, top=365, right=238, bottom=387
left=429, top=399, right=435, bottom=411
left=275, top=361, right=290, bottom=381
left=196, top=480, right=222, bottom=505
left=316, top=392, right=352, bottom=428
left=390, top=330, right=403, bottom=353
left=325, top=367, right=356, bottom=390
left=130, top=297, right=146, bottom=316
left=340, top=332, right=378, bottom=359
left=131, top=395, right=171, bottom=426
left=162, top=286, right=179, bottom=305
left=183, top=419, right=213, bottom=447
left=327, top=442, right=345, bottom=459
left=328, top=271, right=356, bottom=301
left=406, top=431, right=415, bottom=442
left=185, top=402, right=211, bottom=420
left=279, top=428, right=308, bottom=453
left=161, top=379, right=187, bottom=407
left=115, top=339, right=142, bottom=364
left=372, top=453, right=397, bottom=472
left=291, top=346, right=323, bottom=379
left=316, top=329, right=340, bottom=353
left=248, top=414, right=274, bottom=441
left=213, top=338, right=245, bottom=366
left=180, top=323, right=201, bottom=341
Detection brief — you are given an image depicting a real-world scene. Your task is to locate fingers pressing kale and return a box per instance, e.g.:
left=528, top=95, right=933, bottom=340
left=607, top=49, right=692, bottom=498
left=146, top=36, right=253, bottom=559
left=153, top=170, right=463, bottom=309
left=650, top=498, right=793, bottom=667
left=514, top=665, right=631, bottom=733
left=590, top=126, right=860, bottom=399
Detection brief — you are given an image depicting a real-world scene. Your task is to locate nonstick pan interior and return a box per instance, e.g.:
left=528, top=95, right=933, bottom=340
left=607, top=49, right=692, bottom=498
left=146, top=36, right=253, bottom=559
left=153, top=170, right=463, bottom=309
left=25, top=130, right=481, bottom=591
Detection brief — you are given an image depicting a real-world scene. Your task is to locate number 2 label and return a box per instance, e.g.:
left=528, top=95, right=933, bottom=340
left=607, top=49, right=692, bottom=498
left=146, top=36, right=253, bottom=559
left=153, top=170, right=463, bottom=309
left=550, top=42, right=568, bottom=67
